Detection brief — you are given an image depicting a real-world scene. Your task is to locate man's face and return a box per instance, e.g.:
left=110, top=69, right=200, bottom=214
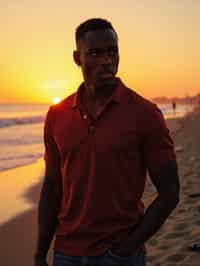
left=75, top=28, right=119, bottom=90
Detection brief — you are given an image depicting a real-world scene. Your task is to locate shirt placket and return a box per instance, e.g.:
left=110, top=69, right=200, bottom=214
left=83, top=100, right=111, bottom=134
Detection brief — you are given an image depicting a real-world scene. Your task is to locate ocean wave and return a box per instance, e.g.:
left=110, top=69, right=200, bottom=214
left=0, top=115, right=44, bottom=128
left=0, top=153, right=43, bottom=171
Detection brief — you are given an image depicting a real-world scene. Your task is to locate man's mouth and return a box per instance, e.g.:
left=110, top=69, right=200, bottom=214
left=97, top=72, right=114, bottom=79
left=101, top=74, right=113, bottom=78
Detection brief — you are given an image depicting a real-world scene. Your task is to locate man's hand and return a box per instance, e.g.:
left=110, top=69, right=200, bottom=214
left=109, top=231, right=137, bottom=257
left=34, top=255, right=48, bottom=266
left=110, top=245, right=136, bottom=257
left=110, top=161, right=179, bottom=258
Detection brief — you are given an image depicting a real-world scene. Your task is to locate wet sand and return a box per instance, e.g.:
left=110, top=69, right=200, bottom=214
left=0, top=112, right=200, bottom=265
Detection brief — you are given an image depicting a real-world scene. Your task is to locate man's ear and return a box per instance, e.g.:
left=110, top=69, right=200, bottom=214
left=73, top=50, right=81, bottom=66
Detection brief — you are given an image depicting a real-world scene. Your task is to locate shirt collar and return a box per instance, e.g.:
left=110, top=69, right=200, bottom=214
left=72, top=77, right=123, bottom=109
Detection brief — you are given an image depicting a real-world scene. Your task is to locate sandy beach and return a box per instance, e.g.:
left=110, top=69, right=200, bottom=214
left=144, top=112, right=200, bottom=265
left=0, top=112, right=200, bottom=265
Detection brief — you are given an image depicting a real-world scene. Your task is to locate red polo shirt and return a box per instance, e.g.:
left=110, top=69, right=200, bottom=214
left=44, top=77, right=176, bottom=256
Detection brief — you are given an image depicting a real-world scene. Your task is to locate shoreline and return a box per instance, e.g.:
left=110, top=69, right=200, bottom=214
left=0, top=156, right=43, bottom=173
left=0, top=112, right=200, bottom=265
left=0, top=158, right=44, bottom=224
left=0, top=114, right=184, bottom=174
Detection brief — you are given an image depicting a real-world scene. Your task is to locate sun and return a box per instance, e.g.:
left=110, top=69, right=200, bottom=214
left=52, top=97, right=61, bottom=104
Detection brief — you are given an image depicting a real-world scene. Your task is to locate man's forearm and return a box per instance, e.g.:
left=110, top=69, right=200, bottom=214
left=131, top=194, right=178, bottom=247
left=112, top=193, right=179, bottom=253
left=35, top=181, right=61, bottom=261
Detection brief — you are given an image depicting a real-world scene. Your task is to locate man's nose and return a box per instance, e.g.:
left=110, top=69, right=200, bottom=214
left=100, top=53, right=112, bottom=65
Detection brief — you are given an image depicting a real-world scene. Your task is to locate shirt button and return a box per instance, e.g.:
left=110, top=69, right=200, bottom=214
left=83, top=114, right=87, bottom=119
left=89, top=125, right=95, bottom=131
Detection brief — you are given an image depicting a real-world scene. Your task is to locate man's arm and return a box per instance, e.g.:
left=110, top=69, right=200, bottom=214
left=111, top=161, right=180, bottom=255
left=34, top=163, right=62, bottom=266
left=110, top=105, right=180, bottom=255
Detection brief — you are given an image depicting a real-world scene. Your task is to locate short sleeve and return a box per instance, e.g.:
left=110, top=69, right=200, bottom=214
left=43, top=107, right=61, bottom=167
left=142, top=105, right=177, bottom=178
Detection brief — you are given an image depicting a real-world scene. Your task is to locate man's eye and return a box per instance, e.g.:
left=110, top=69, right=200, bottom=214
left=109, top=49, right=118, bottom=56
left=89, top=49, right=117, bottom=57
left=90, top=51, right=98, bottom=57
left=109, top=51, right=115, bottom=56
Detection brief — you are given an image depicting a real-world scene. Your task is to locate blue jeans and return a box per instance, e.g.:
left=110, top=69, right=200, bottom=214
left=53, top=249, right=147, bottom=266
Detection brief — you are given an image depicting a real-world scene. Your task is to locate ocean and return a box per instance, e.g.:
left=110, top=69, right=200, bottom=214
left=0, top=102, right=194, bottom=171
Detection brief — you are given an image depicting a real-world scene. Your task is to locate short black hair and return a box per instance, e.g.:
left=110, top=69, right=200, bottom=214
left=75, top=18, right=117, bottom=44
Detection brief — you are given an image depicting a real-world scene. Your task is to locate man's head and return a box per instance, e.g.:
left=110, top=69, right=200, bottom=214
left=73, top=18, right=119, bottom=90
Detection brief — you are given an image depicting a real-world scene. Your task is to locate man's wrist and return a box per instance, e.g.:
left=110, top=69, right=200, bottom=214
left=34, top=258, right=47, bottom=265
left=34, top=251, right=46, bottom=261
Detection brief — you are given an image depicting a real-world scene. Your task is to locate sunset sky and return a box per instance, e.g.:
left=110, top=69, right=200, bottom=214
left=1, top=0, right=200, bottom=103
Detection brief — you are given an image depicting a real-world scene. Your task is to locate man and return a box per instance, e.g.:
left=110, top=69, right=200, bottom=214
left=34, top=18, right=180, bottom=266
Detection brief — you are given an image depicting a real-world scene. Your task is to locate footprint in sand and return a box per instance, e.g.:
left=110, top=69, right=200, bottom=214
left=158, top=244, right=171, bottom=250
left=194, top=220, right=200, bottom=226
left=165, top=253, right=187, bottom=263
left=172, top=223, right=190, bottom=232
left=164, top=232, right=185, bottom=239
left=147, top=238, right=158, bottom=246
left=176, top=207, right=187, bottom=214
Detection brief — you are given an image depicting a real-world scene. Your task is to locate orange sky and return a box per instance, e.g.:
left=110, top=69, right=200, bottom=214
left=0, top=1, right=200, bottom=103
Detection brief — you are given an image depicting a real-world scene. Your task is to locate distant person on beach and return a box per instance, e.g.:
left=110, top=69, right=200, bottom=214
left=172, top=101, right=176, bottom=115
left=34, top=18, right=180, bottom=266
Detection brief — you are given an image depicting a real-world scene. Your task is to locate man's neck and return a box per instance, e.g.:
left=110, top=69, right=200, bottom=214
left=84, top=79, right=117, bottom=104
